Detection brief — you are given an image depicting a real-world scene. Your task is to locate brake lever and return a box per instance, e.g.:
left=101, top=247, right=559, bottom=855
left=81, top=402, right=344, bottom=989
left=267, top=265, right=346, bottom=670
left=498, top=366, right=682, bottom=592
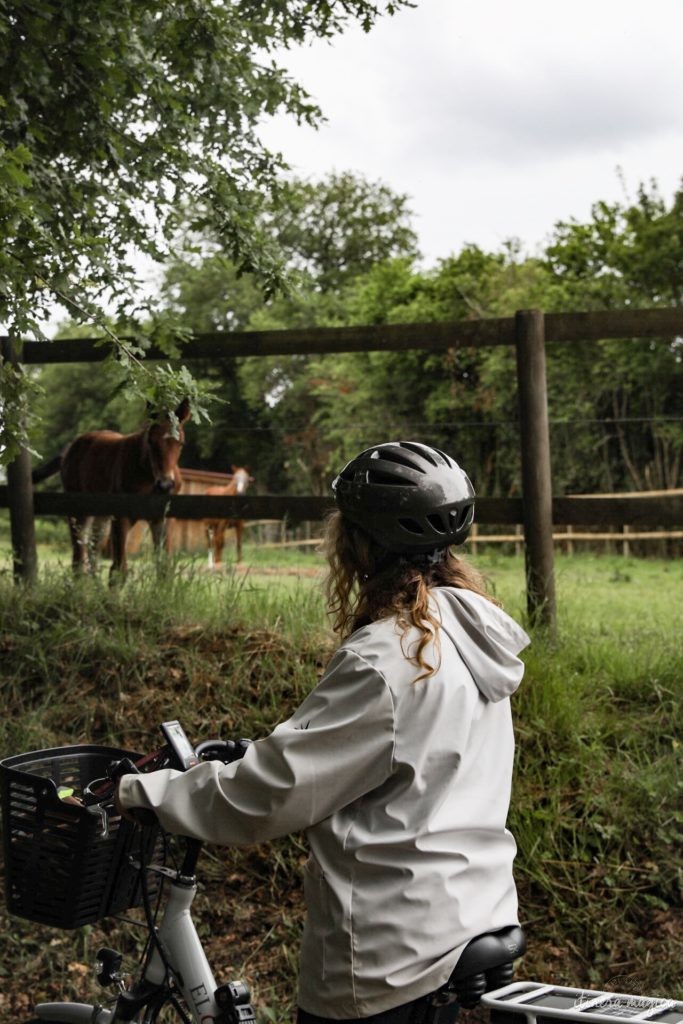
left=82, top=757, right=145, bottom=838
left=85, top=802, right=111, bottom=840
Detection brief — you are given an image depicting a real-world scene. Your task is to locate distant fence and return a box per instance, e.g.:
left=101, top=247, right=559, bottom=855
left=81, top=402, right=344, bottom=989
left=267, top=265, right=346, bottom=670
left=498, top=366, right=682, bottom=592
left=234, top=520, right=683, bottom=555
left=2, top=305, right=683, bottom=629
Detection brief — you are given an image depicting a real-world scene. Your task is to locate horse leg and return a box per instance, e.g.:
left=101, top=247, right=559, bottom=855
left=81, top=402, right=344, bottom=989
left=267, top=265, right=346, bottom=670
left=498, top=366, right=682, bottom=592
left=150, top=517, right=174, bottom=578
left=68, top=516, right=90, bottom=574
left=109, top=516, right=130, bottom=583
left=214, top=523, right=226, bottom=568
left=88, top=516, right=109, bottom=575
left=163, top=518, right=174, bottom=553
left=235, top=520, right=243, bottom=563
left=206, top=524, right=215, bottom=569
left=150, top=517, right=166, bottom=559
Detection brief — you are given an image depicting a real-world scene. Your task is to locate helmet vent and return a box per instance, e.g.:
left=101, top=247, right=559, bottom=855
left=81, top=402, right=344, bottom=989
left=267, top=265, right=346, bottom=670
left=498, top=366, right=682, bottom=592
left=400, top=442, right=437, bottom=467
left=426, top=513, right=447, bottom=534
left=451, top=505, right=474, bottom=530
left=369, top=469, right=418, bottom=486
left=387, top=451, right=427, bottom=472
left=398, top=517, right=425, bottom=535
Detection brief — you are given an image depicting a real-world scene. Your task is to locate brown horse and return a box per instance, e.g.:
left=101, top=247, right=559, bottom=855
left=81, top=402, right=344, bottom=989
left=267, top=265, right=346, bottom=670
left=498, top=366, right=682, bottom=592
left=32, top=399, right=190, bottom=578
left=204, top=466, right=253, bottom=567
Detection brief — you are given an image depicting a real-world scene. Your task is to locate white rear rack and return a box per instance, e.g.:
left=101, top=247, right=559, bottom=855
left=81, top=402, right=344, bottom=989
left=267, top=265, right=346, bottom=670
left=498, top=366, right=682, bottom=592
left=482, top=982, right=683, bottom=1024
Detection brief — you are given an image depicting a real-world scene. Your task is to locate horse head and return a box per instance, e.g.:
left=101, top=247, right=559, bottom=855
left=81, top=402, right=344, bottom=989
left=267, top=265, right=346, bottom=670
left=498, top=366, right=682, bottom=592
left=144, top=398, right=191, bottom=493
left=230, top=465, right=253, bottom=495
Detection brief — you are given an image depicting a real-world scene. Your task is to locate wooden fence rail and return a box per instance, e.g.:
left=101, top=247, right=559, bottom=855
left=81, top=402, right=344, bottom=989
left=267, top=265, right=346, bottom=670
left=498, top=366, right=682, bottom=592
left=14, top=306, right=683, bottom=363
left=2, top=489, right=680, bottom=526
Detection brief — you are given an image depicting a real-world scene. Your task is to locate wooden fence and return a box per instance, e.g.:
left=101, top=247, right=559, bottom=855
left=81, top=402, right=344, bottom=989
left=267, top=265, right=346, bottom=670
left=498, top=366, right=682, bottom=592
left=2, top=305, right=683, bottom=630
left=215, top=516, right=683, bottom=555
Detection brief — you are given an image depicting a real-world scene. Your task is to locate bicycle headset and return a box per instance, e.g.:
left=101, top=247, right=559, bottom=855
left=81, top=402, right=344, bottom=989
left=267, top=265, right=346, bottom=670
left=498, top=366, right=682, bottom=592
left=332, top=441, right=476, bottom=554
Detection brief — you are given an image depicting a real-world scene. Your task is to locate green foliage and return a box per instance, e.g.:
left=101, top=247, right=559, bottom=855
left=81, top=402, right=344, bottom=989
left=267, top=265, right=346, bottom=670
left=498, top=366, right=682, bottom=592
left=19, top=173, right=683, bottom=494
left=0, top=351, right=43, bottom=461
left=0, top=0, right=412, bottom=461
left=265, top=171, right=420, bottom=292
left=546, top=180, right=683, bottom=309
left=156, top=171, right=421, bottom=486
left=162, top=257, right=266, bottom=335
left=293, top=249, right=550, bottom=492
left=30, top=361, right=140, bottom=462
left=537, top=182, right=683, bottom=491
left=284, top=186, right=682, bottom=495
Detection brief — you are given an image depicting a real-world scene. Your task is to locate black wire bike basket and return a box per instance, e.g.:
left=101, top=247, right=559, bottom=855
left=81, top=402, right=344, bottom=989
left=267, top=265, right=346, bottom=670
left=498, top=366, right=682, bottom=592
left=0, top=744, right=162, bottom=929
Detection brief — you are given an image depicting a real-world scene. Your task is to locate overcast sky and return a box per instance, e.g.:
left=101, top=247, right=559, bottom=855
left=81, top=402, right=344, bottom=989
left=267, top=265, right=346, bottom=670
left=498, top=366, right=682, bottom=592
left=259, top=0, right=683, bottom=265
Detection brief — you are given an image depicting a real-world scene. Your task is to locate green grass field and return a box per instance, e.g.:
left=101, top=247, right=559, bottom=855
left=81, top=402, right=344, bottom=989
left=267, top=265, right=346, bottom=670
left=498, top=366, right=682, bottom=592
left=0, top=532, right=680, bottom=1019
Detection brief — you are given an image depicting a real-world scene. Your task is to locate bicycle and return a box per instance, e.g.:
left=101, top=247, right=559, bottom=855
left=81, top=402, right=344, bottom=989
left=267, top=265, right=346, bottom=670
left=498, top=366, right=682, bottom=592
left=1, top=722, right=681, bottom=1024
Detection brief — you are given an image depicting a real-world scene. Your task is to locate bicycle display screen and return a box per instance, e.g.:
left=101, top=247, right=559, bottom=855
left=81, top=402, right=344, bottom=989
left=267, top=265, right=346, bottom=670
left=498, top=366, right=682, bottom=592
left=161, top=721, right=200, bottom=771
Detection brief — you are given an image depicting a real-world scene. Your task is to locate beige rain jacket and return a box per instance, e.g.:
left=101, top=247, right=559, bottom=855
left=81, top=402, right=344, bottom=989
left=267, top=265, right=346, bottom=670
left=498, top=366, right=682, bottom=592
left=119, top=587, right=529, bottom=1019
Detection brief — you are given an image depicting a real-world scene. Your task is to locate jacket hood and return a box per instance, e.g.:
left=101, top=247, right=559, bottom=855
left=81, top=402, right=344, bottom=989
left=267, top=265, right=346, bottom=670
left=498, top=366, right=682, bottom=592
left=435, top=588, right=530, bottom=702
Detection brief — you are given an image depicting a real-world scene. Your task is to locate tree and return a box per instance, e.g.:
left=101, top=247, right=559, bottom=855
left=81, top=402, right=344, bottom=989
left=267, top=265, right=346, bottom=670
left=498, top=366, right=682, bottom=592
left=168, top=178, right=683, bottom=497
left=543, top=180, right=683, bottom=491
left=154, top=172, right=420, bottom=489
left=264, top=171, right=419, bottom=292
left=0, top=0, right=412, bottom=461
left=545, top=180, right=683, bottom=309
left=305, top=247, right=557, bottom=498
left=31, top=363, right=139, bottom=469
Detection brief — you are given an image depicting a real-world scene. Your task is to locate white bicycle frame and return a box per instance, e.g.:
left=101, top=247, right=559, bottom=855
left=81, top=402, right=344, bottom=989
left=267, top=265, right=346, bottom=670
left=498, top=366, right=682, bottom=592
left=33, top=861, right=221, bottom=1023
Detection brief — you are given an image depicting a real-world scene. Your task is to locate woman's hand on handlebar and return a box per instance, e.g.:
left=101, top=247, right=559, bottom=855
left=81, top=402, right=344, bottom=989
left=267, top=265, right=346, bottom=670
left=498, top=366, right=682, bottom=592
left=83, top=756, right=158, bottom=827
left=98, top=731, right=252, bottom=827
left=114, top=779, right=159, bottom=827
left=195, top=738, right=252, bottom=763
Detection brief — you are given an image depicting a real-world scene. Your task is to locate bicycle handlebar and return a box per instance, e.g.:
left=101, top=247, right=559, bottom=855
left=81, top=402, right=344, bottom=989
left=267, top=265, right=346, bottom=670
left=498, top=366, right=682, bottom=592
left=78, top=725, right=251, bottom=828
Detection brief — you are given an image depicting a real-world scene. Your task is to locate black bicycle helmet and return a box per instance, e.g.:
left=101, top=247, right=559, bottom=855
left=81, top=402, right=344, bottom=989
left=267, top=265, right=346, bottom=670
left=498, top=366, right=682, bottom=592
left=332, top=441, right=475, bottom=553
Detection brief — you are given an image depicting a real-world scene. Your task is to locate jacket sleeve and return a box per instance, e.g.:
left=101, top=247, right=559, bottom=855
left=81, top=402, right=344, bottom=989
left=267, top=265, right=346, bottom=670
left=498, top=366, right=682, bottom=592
left=118, top=648, right=395, bottom=846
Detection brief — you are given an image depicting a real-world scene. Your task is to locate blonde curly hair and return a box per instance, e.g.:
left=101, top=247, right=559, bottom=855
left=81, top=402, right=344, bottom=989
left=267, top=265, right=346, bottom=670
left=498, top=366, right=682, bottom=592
left=322, top=510, right=499, bottom=680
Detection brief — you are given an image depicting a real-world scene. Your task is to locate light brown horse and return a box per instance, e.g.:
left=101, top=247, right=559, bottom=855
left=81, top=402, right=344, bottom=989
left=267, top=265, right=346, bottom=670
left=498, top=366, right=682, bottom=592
left=32, top=399, right=190, bottom=578
left=204, top=466, right=253, bottom=567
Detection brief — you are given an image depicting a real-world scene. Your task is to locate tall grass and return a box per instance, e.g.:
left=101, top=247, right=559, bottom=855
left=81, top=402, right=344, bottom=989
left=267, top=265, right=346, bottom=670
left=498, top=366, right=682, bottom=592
left=0, top=552, right=680, bottom=1020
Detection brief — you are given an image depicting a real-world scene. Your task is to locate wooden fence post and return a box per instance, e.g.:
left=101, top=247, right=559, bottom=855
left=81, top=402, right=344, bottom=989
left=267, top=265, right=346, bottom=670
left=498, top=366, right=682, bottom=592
left=1, top=336, right=38, bottom=584
left=622, top=523, right=630, bottom=558
left=514, top=310, right=556, bottom=631
left=514, top=523, right=523, bottom=557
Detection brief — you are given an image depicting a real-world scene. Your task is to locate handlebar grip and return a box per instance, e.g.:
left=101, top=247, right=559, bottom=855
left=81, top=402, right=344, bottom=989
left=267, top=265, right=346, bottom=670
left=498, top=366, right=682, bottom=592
left=195, top=738, right=252, bottom=764
left=82, top=757, right=142, bottom=806
left=109, top=756, right=141, bottom=782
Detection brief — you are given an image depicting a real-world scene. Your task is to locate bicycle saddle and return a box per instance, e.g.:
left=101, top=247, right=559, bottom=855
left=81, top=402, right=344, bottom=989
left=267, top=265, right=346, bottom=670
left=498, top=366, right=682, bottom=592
left=451, top=925, right=526, bottom=981
left=435, top=925, right=527, bottom=1010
